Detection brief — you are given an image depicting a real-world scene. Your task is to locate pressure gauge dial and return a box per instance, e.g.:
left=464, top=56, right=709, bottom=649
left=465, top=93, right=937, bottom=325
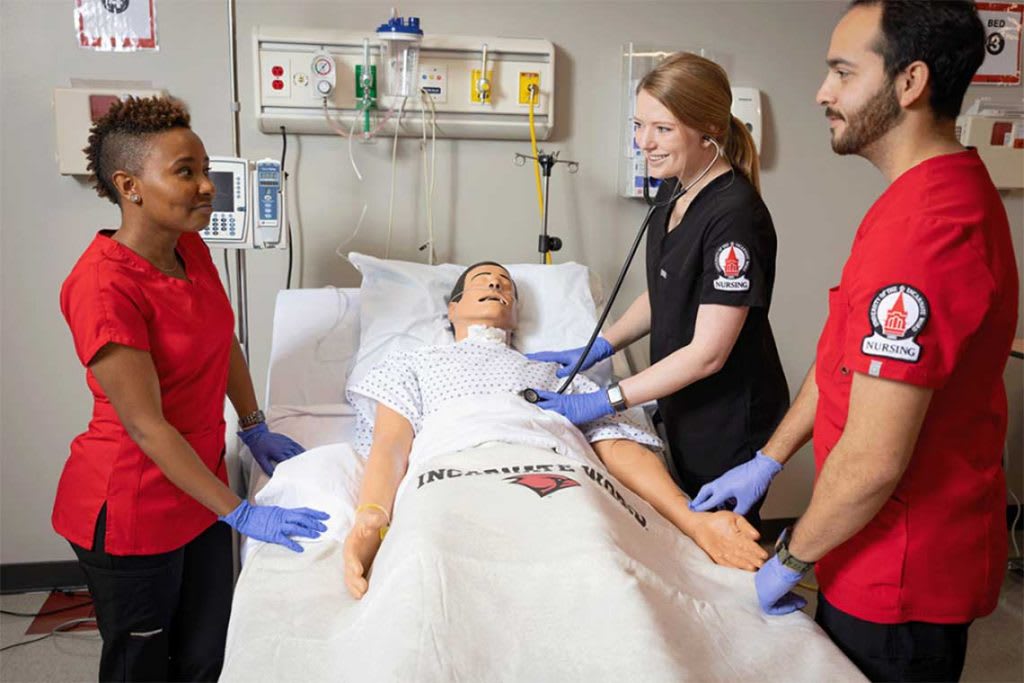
left=310, top=51, right=336, bottom=98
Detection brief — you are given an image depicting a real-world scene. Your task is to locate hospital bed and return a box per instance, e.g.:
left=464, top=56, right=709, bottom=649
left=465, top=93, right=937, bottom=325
left=221, top=258, right=865, bottom=682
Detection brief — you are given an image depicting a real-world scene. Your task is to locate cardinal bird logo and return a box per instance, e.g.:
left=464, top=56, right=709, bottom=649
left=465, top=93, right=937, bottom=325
left=506, top=474, right=580, bottom=498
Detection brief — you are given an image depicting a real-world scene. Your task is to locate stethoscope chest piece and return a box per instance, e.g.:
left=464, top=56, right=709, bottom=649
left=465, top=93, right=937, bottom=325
left=520, top=388, right=541, bottom=404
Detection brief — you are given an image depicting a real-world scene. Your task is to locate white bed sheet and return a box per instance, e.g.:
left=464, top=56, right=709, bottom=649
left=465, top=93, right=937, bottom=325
left=225, top=439, right=864, bottom=682
left=241, top=288, right=363, bottom=557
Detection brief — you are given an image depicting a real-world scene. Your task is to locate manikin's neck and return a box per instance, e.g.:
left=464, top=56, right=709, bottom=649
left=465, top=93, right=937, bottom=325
left=452, top=323, right=511, bottom=345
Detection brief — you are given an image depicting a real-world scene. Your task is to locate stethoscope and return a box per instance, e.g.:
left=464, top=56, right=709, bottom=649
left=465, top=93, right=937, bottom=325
left=522, top=136, right=723, bottom=404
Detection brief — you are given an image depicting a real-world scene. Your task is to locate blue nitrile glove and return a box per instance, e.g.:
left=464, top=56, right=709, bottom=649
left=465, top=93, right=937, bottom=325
left=689, top=451, right=783, bottom=515
left=755, top=554, right=807, bottom=615
left=219, top=500, right=330, bottom=553
left=526, top=337, right=615, bottom=378
left=532, top=389, right=615, bottom=426
left=238, top=423, right=305, bottom=476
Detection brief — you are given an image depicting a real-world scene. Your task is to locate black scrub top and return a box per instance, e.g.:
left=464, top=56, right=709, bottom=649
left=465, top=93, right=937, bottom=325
left=645, top=171, right=789, bottom=495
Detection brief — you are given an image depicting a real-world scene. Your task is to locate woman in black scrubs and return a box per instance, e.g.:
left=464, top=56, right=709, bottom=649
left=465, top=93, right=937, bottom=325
left=529, top=53, right=789, bottom=528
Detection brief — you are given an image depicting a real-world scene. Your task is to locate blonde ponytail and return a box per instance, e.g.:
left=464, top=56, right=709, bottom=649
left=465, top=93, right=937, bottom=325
left=726, top=115, right=760, bottom=193
left=639, top=52, right=763, bottom=195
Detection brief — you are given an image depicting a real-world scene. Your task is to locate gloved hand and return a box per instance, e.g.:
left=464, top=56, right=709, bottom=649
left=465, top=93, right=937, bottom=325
left=238, top=423, right=305, bottom=476
left=754, top=554, right=807, bottom=615
left=689, top=451, right=782, bottom=515
left=531, top=389, right=614, bottom=425
left=526, top=337, right=614, bottom=378
left=219, top=500, right=329, bottom=553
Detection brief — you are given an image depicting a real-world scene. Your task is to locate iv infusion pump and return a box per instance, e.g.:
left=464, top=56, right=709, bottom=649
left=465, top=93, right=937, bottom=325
left=201, top=156, right=286, bottom=249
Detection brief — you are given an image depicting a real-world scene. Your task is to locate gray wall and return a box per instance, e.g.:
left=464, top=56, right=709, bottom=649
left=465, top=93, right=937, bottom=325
left=2, top=0, right=1021, bottom=564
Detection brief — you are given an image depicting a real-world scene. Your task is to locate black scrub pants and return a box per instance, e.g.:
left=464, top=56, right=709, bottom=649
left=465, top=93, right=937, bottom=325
left=70, top=506, right=234, bottom=682
left=815, top=591, right=971, bottom=682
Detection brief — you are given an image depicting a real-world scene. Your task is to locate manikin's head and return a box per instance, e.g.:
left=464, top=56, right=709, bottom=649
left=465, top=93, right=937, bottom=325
left=816, top=0, right=985, bottom=159
left=447, top=262, right=519, bottom=341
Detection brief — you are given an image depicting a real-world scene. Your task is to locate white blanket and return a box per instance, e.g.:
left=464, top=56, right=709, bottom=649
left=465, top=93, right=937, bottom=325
left=222, top=407, right=864, bottom=682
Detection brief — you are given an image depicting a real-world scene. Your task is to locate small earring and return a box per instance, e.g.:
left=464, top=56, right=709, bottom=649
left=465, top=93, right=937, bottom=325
left=129, top=193, right=141, bottom=204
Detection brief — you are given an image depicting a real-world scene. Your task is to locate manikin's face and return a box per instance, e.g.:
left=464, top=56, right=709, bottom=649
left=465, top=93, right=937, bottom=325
left=816, top=4, right=904, bottom=156
left=448, top=265, right=518, bottom=336
left=126, top=128, right=216, bottom=233
left=633, top=89, right=713, bottom=181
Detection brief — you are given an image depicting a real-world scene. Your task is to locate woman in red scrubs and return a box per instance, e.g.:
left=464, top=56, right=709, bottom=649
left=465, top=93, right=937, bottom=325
left=54, top=96, right=328, bottom=682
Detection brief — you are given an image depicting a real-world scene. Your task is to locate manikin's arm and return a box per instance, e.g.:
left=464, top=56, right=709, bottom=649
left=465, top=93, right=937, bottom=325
left=619, top=304, right=748, bottom=407
left=592, top=439, right=768, bottom=570
left=343, top=404, right=415, bottom=599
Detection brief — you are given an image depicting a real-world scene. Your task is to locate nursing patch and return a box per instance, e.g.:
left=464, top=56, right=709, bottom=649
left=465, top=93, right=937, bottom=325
left=713, top=242, right=751, bottom=291
left=861, top=284, right=928, bottom=363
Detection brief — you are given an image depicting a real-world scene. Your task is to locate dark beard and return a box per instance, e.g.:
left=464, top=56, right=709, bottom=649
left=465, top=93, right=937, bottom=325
left=829, top=80, right=904, bottom=156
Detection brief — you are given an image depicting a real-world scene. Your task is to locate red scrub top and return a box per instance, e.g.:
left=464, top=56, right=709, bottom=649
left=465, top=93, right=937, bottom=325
left=53, top=231, right=234, bottom=555
left=813, top=150, right=1018, bottom=624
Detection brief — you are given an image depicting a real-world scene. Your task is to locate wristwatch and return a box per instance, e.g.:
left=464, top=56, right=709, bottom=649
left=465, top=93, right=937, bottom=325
left=775, top=526, right=814, bottom=574
left=606, top=383, right=628, bottom=411
left=238, top=409, right=266, bottom=430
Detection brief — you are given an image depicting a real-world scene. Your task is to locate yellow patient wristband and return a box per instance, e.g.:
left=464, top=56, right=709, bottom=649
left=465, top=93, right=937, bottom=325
left=355, top=503, right=391, bottom=541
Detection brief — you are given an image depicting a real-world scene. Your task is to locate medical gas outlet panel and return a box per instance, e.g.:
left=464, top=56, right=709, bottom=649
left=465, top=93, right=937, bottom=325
left=254, top=27, right=555, bottom=140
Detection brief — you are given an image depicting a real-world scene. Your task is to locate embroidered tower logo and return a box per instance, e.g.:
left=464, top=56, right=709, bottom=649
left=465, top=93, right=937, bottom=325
left=882, top=292, right=908, bottom=337
left=505, top=474, right=580, bottom=498
left=862, top=284, right=929, bottom=363
left=713, top=242, right=750, bottom=291
left=723, top=246, right=741, bottom=277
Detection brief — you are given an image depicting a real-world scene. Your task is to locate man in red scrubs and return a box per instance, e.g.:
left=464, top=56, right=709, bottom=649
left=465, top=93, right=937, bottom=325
left=690, top=2, right=1018, bottom=680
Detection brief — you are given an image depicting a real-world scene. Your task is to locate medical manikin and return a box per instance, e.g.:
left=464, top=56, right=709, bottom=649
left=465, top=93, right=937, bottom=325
left=341, top=262, right=768, bottom=599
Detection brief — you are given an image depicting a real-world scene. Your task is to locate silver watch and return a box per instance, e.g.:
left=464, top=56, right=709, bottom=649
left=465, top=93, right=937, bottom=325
left=606, top=383, right=627, bottom=411
left=238, top=409, right=266, bottom=430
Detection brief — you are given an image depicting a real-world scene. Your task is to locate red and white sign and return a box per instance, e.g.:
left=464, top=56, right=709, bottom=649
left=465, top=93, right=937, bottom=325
left=75, top=0, right=158, bottom=52
left=974, top=2, right=1022, bottom=84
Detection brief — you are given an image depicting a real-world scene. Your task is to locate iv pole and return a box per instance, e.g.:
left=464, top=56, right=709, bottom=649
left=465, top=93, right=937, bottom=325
left=513, top=151, right=579, bottom=264
left=226, top=0, right=249, bottom=356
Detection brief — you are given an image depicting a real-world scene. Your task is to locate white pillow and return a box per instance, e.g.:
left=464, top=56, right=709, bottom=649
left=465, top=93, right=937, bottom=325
left=346, top=252, right=612, bottom=390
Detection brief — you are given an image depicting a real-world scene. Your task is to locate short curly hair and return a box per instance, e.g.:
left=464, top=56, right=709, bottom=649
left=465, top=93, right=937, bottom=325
left=83, top=95, right=191, bottom=205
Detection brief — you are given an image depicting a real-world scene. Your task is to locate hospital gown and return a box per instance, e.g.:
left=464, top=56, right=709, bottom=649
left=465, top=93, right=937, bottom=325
left=346, top=326, right=662, bottom=455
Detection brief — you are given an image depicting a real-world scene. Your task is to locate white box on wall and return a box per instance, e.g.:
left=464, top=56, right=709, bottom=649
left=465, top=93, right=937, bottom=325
left=53, top=85, right=166, bottom=176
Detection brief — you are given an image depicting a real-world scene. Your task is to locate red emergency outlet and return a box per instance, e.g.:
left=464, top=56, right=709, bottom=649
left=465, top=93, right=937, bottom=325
left=272, top=65, right=284, bottom=77
left=272, top=80, right=284, bottom=90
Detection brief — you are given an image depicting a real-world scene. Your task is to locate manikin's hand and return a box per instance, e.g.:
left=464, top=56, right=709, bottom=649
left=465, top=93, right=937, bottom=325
left=343, top=507, right=389, bottom=599
left=689, top=510, right=768, bottom=571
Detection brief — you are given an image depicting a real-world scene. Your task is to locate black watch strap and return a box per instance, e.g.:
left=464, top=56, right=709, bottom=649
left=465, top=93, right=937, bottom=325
left=775, top=526, right=814, bottom=574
